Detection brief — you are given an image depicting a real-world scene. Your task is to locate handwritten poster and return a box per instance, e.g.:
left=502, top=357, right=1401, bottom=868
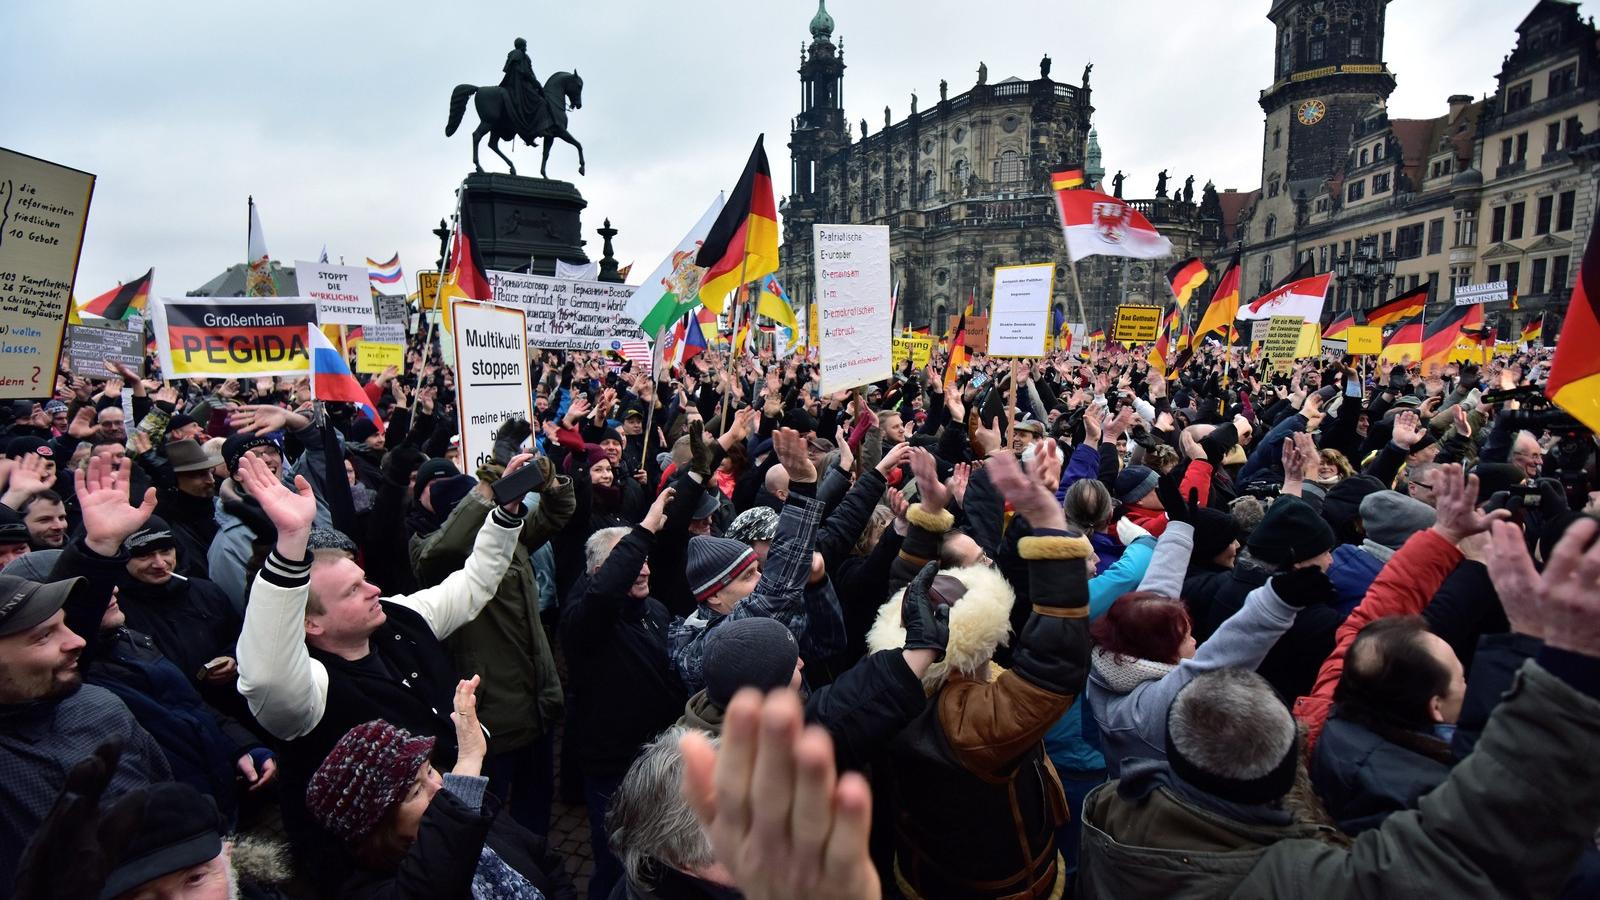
left=488, top=270, right=645, bottom=351
left=813, top=225, right=891, bottom=394
left=296, top=260, right=376, bottom=326
left=0, top=148, right=95, bottom=398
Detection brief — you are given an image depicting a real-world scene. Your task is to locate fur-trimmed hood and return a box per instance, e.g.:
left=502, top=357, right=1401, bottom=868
left=867, top=563, right=1015, bottom=692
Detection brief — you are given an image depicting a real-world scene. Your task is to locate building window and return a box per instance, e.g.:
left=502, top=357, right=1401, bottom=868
left=1506, top=261, right=1521, bottom=293
left=1531, top=257, right=1548, bottom=294
left=1264, top=214, right=1277, bottom=239
left=1381, top=231, right=1392, bottom=255
left=1427, top=271, right=1440, bottom=304
left=1547, top=121, right=1563, bottom=155
left=1490, top=206, right=1506, bottom=242
left=1536, top=196, right=1553, bottom=235
left=1273, top=128, right=1282, bottom=149
left=1549, top=63, right=1578, bottom=99
left=1360, top=148, right=1369, bottom=166
left=1267, top=176, right=1280, bottom=198
left=1500, top=137, right=1513, bottom=166
left=1347, top=179, right=1365, bottom=202
left=1396, top=223, right=1424, bottom=259
left=1310, top=16, right=1326, bottom=61
left=1487, top=263, right=1502, bottom=282
left=1427, top=218, right=1444, bottom=255
left=1552, top=254, right=1571, bottom=294
left=1510, top=202, right=1525, bottom=239
left=952, top=158, right=969, bottom=188
left=920, top=170, right=936, bottom=201
left=1374, top=142, right=1384, bottom=160
left=1261, top=254, right=1274, bottom=287
left=1505, top=80, right=1532, bottom=113
left=993, top=151, right=1024, bottom=184
left=1515, top=132, right=1529, bottom=164
left=1565, top=116, right=1582, bottom=148
left=1454, top=210, right=1477, bottom=248
left=1558, top=190, right=1576, bottom=231
left=1349, top=12, right=1364, bottom=56
left=1372, top=173, right=1390, bottom=193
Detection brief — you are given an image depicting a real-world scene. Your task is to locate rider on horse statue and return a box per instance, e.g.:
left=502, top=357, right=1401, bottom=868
left=445, top=37, right=586, bottom=178
left=500, top=38, right=543, bottom=144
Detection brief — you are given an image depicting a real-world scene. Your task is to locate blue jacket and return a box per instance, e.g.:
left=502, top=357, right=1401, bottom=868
left=1328, top=543, right=1385, bottom=615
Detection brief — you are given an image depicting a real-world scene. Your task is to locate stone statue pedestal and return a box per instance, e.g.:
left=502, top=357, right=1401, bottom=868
left=460, top=173, right=589, bottom=275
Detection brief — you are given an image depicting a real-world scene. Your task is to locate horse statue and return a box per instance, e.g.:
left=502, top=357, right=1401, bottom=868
left=444, top=70, right=586, bottom=179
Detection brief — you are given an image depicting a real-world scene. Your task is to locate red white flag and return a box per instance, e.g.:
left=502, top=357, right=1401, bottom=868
left=1054, top=189, right=1174, bottom=261
left=1238, top=272, right=1332, bottom=322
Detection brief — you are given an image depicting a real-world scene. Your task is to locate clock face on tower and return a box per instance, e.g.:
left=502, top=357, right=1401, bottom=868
left=1297, top=99, right=1327, bottom=126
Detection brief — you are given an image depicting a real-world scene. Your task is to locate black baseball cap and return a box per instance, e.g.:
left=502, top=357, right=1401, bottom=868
left=98, top=783, right=225, bottom=900
left=0, top=573, right=86, bottom=637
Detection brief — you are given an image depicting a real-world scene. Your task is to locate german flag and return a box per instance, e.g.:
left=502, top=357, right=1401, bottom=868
left=80, top=268, right=153, bottom=320
left=1165, top=258, right=1208, bottom=310
left=1420, top=303, right=1483, bottom=370
left=439, top=208, right=492, bottom=333
left=911, top=324, right=931, bottom=335
left=1520, top=314, right=1544, bottom=345
left=1364, top=285, right=1428, bottom=327
left=1147, top=306, right=1181, bottom=373
left=695, top=135, right=779, bottom=315
left=944, top=310, right=969, bottom=388
left=1546, top=206, right=1600, bottom=431
left=1089, top=328, right=1105, bottom=342
left=1050, top=167, right=1085, bottom=191
left=1194, top=254, right=1241, bottom=339
left=1378, top=319, right=1424, bottom=367
left=1323, top=311, right=1355, bottom=341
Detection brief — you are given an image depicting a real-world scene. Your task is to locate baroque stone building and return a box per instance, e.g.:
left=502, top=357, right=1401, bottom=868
left=1237, top=0, right=1600, bottom=337
left=778, top=1, right=1222, bottom=333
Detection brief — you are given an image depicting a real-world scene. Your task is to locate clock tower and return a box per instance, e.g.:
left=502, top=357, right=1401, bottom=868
left=1250, top=0, right=1396, bottom=276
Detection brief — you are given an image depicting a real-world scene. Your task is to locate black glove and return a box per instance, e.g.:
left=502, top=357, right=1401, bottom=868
left=380, top=446, right=428, bottom=487
left=1199, top=422, right=1239, bottom=468
left=1154, top=474, right=1199, bottom=526
left=901, top=562, right=950, bottom=660
left=1269, top=566, right=1338, bottom=609
left=493, top=417, right=534, bottom=465
left=688, top=421, right=714, bottom=480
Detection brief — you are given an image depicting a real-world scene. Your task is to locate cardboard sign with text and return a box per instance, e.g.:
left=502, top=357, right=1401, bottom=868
left=63, top=324, right=144, bottom=377
left=152, top=298, right=318, bottom=378
left=296, top=261, right=376, bottom=326
left=1345, top=325, right=1383, bottom=355
left=355, top=323, right=407, bottom=374
left=0, top=148, right=95, bottom=398
left=891, top=335, right=934, bottom=368
left=416, top=271, right=441, bottom=309
left=488, top=270, right=646, bottom=351
left=452, top=300, right=532, bottom=472
left=814, top=224, right=892, bottom=393
left=1112, top=304, right=1161, bottom=343
left=988, top=263, right=1055, bottom=358
left=1262, top=315, right=1306, bottom=367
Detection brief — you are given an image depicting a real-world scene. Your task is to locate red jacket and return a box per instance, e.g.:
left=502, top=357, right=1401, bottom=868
left=1293, top=527, right=1462, bottom=751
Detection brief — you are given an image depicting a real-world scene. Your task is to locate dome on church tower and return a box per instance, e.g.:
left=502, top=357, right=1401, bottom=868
left=810, top=0, right=835, bottom=39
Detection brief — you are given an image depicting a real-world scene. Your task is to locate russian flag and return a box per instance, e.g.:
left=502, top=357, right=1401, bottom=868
left=308, top=326, right=383, bottom=427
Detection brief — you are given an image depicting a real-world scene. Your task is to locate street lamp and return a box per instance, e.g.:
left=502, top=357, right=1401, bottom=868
left=1333, top=235, right=1398, bottom=312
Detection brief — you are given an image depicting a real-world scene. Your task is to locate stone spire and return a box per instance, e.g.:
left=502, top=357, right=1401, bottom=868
left=1085, top=126, right=1105, bottom=190
left=810, top=0, right=835, bottom=40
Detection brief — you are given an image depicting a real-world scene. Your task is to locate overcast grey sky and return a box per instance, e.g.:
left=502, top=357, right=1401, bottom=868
left=3, top=0, right=1576, bottom=300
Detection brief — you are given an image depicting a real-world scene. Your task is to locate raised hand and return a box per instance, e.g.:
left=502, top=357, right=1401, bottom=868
left=76, top=455, right=157, bottom=556
left=680, top=690, right=881, bottom=900
left=1103, top=407, right=1137, bottom=443
left=1487, top=517, right=1600, bottom=654
left=235, top=452, right=317, bottom=552
left=834, top=426, right=854, bottom=472
left=907, top=447, right=950, bottom=514
left=772, top=427, right=818, bottom=484
left=642, top=486, right=677, bottom=533
left=1081, top=404, right=1105, bottom=445
left=947, top=462, right=971, bottom=508
left=972, top=417, right=1004, bottom=457
left=1430, top=463, right=1510, bottom=544
left=1452, top=405, right=1472, bottom=438
left=984, top=447, right=1068, bottom=531
left=885, top=487, right=909, bottom=525
left=875, top=440, right=913, bottom=478
left=228, top=404, right=307, bottom=435
left=7, top=452, right=56, bottom=497
left=451, top=676, right=487, bottom=777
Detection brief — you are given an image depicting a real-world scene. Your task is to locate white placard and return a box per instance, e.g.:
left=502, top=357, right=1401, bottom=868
left=296, top=260, right=376, bottom=326
left=813, top=225, right=892, bottom=394
left=363, top=324, right=406, bottom=346
left=487, top=270, right=645, bottom=351
left=987, top=263, right=1055, bottom=358
left=451, top=300, right=533, bottom=472
left=1453, top=280, right=1510, bottom=306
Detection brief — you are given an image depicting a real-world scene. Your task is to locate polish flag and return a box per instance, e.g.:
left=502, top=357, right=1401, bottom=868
left=1238, top=273, right=1332, bottom=322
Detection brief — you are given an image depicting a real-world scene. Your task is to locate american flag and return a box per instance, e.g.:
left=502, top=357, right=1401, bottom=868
left=611, top=338, right=653, bottom=374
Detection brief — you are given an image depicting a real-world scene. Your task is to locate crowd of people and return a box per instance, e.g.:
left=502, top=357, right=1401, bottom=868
left=1, top=334, right=1598, bottom=900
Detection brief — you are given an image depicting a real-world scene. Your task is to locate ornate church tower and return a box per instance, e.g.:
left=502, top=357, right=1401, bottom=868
left=790, top=0, right=847, bottom=201
left=1249, top=0, right=1396, bottom=286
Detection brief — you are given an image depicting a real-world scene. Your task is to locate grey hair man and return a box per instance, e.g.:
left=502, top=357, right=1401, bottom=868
left=607, top=727, right=732, bottom=896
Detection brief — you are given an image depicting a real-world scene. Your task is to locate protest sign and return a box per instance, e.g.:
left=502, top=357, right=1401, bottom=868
left=1453, top=280, right=1509, bottom=306
left=807, top=304, right=819, bottom=349
left=965, top=316, right=990, bottom=353
left=487, top=270, right=645, bottom=351
left=1263, top=315, right=1305, bottom=366
left=417, top=271, right=441, bottom=309
left=125, top=313, right=145, bottom=334
left=355, top=323, right=406, bottom=374
left=63, top=324, right=144, bottom=377
left=1112, top=305, right=1162, bottom=343
left=452, top=300, right=532, bottom=472
left=987, top=264, right=1055, bottom=358
left=374, top=294, right=408, bottom=325
left=0, top=148, right=95, bottom=398
left=813, top=224, right=892, bottom=394
left=1345, top=325, right=1382, bottom=355
left=296, top=261, right=376, bottom=326
left=891, top=335, right=934, bottom=368
left=1250, top=319, right=1273, bottom=343
left=152, top=298, right=318, bottom=379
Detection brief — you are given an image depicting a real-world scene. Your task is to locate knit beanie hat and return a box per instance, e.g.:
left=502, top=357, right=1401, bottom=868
left=305, top=720, right=436, bottom=844
left=597, top=426, right=624, bottom=445
left=703, top=617, right=799, bottom=707
left=1113, top=465, right=1159, bottom=505
left=348, top=417, right=380, bottom=444
left=782, top=407, right=817, bottom=435
left=686, top=535, right=758, bottom=604
left=426, top=474, right=477, bottom=517
left=1320, top=475, right=1387, bottom=543
left=726, top=506, right=779, bottom=544
left=1247, top=496, right=1336, bottom=567
left=222, top=432, right=279, bottom=473
left=1190, top=507, right=1239, bottom=565
left=1357, top=491, right=1435, bottom=550
left=412, top=457, right=461, bottom=500
left=1164, top=672, right=1299, bottom=806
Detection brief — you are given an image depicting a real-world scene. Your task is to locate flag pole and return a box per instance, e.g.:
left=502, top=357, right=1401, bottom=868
left=643, top=323, right=664, bottom=473
left=718, top=279, right=750, bottom=433
left=423, top=186, right=464, bottom=368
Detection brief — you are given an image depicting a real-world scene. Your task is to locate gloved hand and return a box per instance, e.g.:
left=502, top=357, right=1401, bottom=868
left=1199, top=422, right=1239, bottom=468
left=688, top=421, right=715, bottom=480
left=901, top=562, right=950, bottom=660
left=1116, top=515, right=1153, bottom=546
left=493, top=417, right=534, bottom=465
left=380, top=446, right=428, bottom=487
left=1155, top=474, right=1200, bottom=525
left=1269, top=565, right=1339, bottom=608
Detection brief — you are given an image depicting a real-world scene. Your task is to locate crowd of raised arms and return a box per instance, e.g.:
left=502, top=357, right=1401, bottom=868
left=2, top=331, right=1598, bottom=900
